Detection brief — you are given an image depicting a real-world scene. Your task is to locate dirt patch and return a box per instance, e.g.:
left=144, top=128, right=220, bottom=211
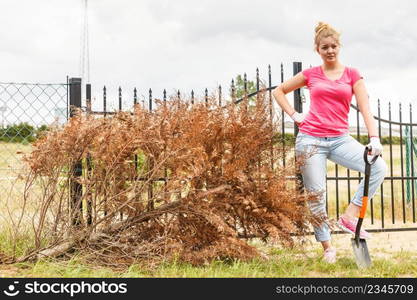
left=0, top=265, right=20, bottom=277
left=305, top=230, right=417, bottom=259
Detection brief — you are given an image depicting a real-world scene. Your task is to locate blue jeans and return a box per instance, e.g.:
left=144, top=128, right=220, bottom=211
left=295, top=132, right=387, bottom=242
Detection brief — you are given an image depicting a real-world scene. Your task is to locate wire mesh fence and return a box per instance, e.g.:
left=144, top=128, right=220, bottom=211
left=0, top=81, right=68, bottom=209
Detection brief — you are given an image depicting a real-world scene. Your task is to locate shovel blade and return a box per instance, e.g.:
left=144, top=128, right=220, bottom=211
left=351, top=238, right=372, bottom=268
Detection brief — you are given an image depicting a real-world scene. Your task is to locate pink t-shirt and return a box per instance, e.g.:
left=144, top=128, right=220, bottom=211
left=299, top=65, right=363, bottom=137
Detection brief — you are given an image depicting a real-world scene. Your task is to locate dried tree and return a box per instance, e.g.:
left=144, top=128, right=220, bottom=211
left=2, top=88, right=319, bottom=268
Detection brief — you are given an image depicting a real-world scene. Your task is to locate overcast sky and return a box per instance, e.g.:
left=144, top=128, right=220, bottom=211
left=1, top=0, right=417, bottom=121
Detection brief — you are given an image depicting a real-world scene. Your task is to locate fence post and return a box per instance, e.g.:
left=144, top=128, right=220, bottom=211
left=86, top=83, right=93, bottom=226
left=293, top=62, right=303, bottom=135
left=293, top=62, right=303, bottom=190
left=69, top=77, right=83, bottom=226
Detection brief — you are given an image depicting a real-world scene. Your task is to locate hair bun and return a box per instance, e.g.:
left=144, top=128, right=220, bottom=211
left=313, top=21, right=341, bottom=51
left=315, top=22, right=329, bottom=34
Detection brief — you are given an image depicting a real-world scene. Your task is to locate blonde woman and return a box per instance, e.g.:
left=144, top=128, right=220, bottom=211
left=272, top=22, right=387, bottom=263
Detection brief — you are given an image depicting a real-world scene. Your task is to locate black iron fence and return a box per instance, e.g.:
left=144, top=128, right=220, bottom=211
left=1, top=63, right=416, bottom=233
left=65, top=62, right=417, bottom=232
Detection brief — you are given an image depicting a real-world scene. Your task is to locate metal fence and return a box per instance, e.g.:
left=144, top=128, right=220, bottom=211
left=0, top=81, right=68, bottom=212
left=66, top=62, right=417, bottom=232
left=0, top=81, right=68, bottom=171
left=1, top=63, right=417, bottom=233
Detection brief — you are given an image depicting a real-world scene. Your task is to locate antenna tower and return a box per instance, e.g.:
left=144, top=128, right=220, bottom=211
left=79, top=0, right=90, bottom=83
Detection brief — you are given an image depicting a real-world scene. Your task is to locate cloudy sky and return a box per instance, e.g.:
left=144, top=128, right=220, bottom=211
left=1, top=0, right=416, bottom=120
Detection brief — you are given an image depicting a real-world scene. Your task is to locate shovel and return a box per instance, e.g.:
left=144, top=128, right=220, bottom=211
left=351, top=146, right=379, bottom=268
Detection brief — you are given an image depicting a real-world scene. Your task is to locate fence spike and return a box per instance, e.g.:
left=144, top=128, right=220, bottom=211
left=103, top=85, right=107, bottom=116
left=256, top=67, right=260, bottom=92
left=409, top=102, right=416, bottom=222
left=244, top=73, right=247, bottom=95
left=119, top=86, right=122, bottom=111
left=218, top=85, right=222, bottom=106
left=231, top=79, right=236, bottom=103
left=149, top=88, right=152, bottom=111
left=377, top=98, right=382, bottom=226
left=268, top=64, right=272, bottom=86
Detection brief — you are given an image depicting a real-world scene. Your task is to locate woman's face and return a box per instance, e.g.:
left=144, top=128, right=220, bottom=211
left=316, top=36, right=340, bottom=64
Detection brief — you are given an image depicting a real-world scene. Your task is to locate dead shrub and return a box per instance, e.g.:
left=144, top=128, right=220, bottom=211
left=3, top=88, right=319, bottom=268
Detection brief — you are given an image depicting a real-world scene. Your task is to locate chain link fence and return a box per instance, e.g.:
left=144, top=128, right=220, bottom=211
left=0, top=82, right=68, bottom=205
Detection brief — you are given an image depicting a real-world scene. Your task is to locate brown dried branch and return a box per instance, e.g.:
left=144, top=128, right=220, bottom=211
left=5, top=87, right=318, bottom=268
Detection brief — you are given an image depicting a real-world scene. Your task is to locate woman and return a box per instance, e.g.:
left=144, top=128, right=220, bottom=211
left=272, top=22, right=387, bottom=263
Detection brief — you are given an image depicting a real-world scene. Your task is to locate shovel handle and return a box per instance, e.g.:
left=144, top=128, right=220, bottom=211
left=358, top=146, right=377, bottom=226
left=363, top=146, right=379, bottom=166
left=359, top=196, right=368, bottom=219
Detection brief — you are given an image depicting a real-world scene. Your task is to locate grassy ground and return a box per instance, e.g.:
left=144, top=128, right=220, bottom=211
left=1, top=232, right=416, bottom=278
left=0, top=141, right=32, bottom=171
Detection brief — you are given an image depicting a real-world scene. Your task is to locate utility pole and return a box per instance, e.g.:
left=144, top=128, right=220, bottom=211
left=79, top=0, right=90, bottom=84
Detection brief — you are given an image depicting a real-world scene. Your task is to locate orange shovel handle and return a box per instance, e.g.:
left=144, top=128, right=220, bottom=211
left=359, top=196, right=368, bottom=219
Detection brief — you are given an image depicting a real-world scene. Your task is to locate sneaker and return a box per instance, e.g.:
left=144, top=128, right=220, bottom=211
left=323, top=247, right=336, bottom=263
left=337, top=216, right=371, bottom=239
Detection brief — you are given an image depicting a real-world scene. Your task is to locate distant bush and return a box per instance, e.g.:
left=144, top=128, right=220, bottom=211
left=0, top=123, right=49, bottom=143
left=0, top=123, right=404, bottom=146
left=352, top=134, right=402, bottom=145
left=273, top=132, right=295, bottom=146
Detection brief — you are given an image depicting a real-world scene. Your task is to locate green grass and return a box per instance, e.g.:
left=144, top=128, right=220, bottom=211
left=1, top=245, right=416, bottom=278
left=0, top=141, right=32, bottom=170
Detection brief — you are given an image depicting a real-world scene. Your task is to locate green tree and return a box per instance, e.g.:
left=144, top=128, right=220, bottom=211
left=231, top=74, right=257, bottom=100
left=0, top=123, right=50, bottom=143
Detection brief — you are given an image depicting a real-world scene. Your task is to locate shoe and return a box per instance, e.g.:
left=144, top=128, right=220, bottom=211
left=323, top=247, right=336, bottom=263
left=337, top=216, right=371, bottom=239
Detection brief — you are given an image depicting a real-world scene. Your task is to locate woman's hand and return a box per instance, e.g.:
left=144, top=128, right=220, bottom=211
left=290, top=111, right=305, bottom=125
left=367, top=136, right=383, bottom=156
left=272, top=72, right=307, bottom=119
left=353, top=77, right=381, bottom=155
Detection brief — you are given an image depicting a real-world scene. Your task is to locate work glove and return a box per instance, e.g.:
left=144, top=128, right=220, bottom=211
left=367, top=136, right=383, bottom=156
left=290, top=111, right=305, bottom=125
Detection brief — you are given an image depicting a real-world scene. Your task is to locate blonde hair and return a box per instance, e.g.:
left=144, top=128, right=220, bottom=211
left=314, top=22, right=342, bottom=51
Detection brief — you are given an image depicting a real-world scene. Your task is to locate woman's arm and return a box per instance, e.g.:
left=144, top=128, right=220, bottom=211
left=272, top=72, right=306, bottom=117
left=353, top=79, right=378, bottom=137
left=354, top=79, right=383, bottom=155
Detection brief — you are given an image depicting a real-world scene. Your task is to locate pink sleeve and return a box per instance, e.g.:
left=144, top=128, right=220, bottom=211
left=350, top=67, right=363, bottom=86
left=301, top=68, right=311, bottom=86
